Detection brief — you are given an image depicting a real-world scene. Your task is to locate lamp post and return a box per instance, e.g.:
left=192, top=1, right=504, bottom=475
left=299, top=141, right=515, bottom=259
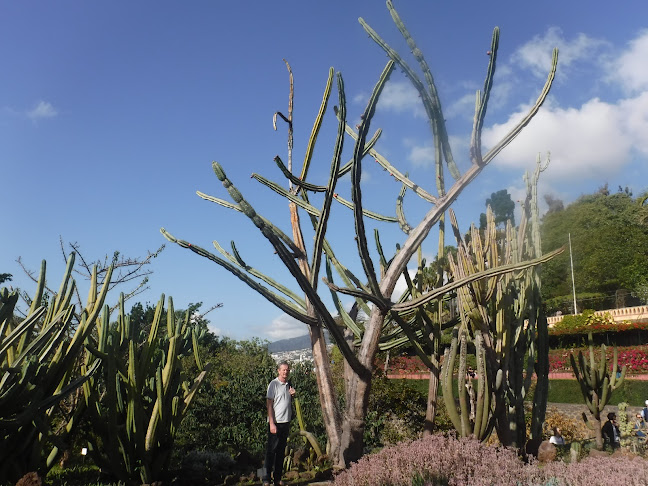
left=569, top=233, right=578, bottom=314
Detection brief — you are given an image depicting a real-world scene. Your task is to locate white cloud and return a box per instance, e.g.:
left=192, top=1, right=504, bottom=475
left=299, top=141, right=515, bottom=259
left=511, top=27, right=608, bottom=79
left=482, top=94, right=644, bottom=181
left=27, top=101, right=58, bottom=121
left=445, top=92, right=476, bottom=120
left=404, top=135, right=468, bottom=169
left=391, top=268, right=417, bottom=299
left=208, top=325, right=223, bottom=336
left=407, top=143, right=435, bottom=167
left=264, top=313, right=308, bottom=340
left=608, top=30, right=648, bottom=94
left=354, top=81, right=425, bottom=118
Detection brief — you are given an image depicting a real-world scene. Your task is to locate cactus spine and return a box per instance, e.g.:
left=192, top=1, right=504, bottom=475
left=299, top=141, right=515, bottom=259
left=570, top=331, right=626, bottom=450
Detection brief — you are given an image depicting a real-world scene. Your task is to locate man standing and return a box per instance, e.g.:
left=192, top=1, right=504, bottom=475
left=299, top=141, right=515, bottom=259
left=263, top=361, right=295, bottom=486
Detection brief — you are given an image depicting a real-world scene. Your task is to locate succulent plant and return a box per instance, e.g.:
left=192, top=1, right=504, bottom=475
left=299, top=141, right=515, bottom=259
left=571, top=331, right=626, bottom=450
left=0, top=254, right=112, bottom=483
left=81, top=293, right=211, bottom=484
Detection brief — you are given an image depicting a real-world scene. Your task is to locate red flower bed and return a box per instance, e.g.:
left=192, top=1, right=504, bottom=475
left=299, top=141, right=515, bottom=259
left=549, top=345, right=648, bottom=375
left=383, top=346, right=648, bottom=376
left=382, top=355, right=428, bottom=374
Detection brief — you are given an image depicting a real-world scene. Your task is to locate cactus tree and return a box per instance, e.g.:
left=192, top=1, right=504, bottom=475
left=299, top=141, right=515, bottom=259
left=571, top=332, right=626, bottom=450
left=161, top=1, right=558, bottom=466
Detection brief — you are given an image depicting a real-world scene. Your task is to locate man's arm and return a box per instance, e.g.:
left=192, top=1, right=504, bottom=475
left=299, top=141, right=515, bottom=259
left=267, top=398, right=276, bottom=434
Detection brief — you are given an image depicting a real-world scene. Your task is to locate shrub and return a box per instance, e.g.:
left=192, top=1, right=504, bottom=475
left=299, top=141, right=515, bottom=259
left=544, top=407, right=591, bottom=443
left=364, top=376, right=427, bottom=450
left=540, top=456, right=648, bottom=485
left=180, top=450, right=235, bottom=484
left=334, top=433, right=648, bottom=486
left=173, top=341, right=276, bottom=464
left=334, top=434, right=538, bottom=486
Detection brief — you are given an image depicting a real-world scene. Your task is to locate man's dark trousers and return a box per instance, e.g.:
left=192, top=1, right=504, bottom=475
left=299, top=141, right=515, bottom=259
left=264, top=422, right=290, bottom=485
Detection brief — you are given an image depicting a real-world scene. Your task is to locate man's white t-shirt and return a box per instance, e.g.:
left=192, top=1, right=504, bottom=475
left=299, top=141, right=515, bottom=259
left=267, top=378, right=292, bottom=424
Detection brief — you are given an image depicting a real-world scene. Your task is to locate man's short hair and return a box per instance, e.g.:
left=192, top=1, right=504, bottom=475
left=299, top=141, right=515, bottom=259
left=278, top=361, right=290, bottom=369
left=608, top=412, right=616, bottom=420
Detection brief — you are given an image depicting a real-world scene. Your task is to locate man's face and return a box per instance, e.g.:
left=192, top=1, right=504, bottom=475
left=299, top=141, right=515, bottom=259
left=278, top=364, right=290, bottom=382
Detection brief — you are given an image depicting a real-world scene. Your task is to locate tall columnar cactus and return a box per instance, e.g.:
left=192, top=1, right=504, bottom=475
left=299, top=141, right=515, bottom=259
left=82, top=293, right=211, bottom=484
left=570, top=331, right=626, bottom=450
left=441, top=327, right=492, bottom=440
left=441, top=157, right=558, bottom=448
left=161, top=0, right=558, bottom=465
left=0, top=254, right=112, bottom=483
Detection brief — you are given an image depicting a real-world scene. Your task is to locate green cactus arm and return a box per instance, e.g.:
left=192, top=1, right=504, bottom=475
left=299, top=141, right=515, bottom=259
left=393, top=247, right=564, bottom=312
left=324, top=260, right=364, bottom=340
left=196, top=191, right=308, bottom=258
left=331, top=193, right=399, bottom=223
left=384, top=0, right=459, bottom=180
left=473, top=334, right=488, bottom=438
left=378, top=334, right=414, bottom=351
left=191, top=328, right=203, bottom=372
left=0, top=307, right=46, bottom=360
left=251, top=173, right=322, bottom=216
left=396, top=182, right=412, bottom=234
left=195, top=141, right=363, bottom=374
left=359, top=14, right=457, bottom=182
left=84, top=265, right=98, bottom=316
left=48, top=253, right=75, bottom=317
left=298, top=67, right=334, bottom=185
left=337, top=117, right=437, bottom=203
left=160, top=230, right=317, bottom=326
left=351, top=60, right=395, bottom=299
left=374, top=229, right=390, bottom=277
left=213, top=240, right=306, bottom=307
left=272, top=155, right=328, bottom=192
left=13, top=309, right=70, bottom=371
left=335, top=126, right=382, bottom=178
left=470, top=27, right=499, bottom=167
left=136, top=296, right=164, bottom=384
left=600, top=376, right=610, bottom=408
left=442, top=330, right=462, bottom=431
left=38, top=310, right=75, bottom=366
left=298, top=430, right=323, bottom=458
left=457, top=331, right=470, bottom=436
left=322, top=278, right=390, bottom=312
left=613, top=366, right=627, bottom=390
left=483, top=49, right=558, bottom=165
left=323, top=243, right=372, bottom=315
left=310, top=72, right=347, bottom=290
left=27, top=260, right=46, bottom=316
left=179, top=362, right=212, bottom=414
left=389, top=311, right=435, bottom=370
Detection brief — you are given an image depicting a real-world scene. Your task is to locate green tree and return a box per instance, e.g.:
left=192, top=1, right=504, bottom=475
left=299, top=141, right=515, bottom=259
left=541, top=191, right=648, bottom=312
left=479, top=189, right=515, bottom=230
left=0, top=273, right=11, bottom=284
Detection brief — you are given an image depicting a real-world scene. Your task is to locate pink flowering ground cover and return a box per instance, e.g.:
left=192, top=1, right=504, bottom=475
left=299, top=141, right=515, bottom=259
left=333, top=434, right=648, bottom=486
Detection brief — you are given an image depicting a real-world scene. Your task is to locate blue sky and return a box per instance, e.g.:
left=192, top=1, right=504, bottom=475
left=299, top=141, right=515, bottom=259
left=3, top=1, right=648, bottom=341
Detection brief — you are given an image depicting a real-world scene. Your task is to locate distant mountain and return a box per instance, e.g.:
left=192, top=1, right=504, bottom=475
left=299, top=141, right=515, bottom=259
left=268, top=330, right=331, bottom=353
